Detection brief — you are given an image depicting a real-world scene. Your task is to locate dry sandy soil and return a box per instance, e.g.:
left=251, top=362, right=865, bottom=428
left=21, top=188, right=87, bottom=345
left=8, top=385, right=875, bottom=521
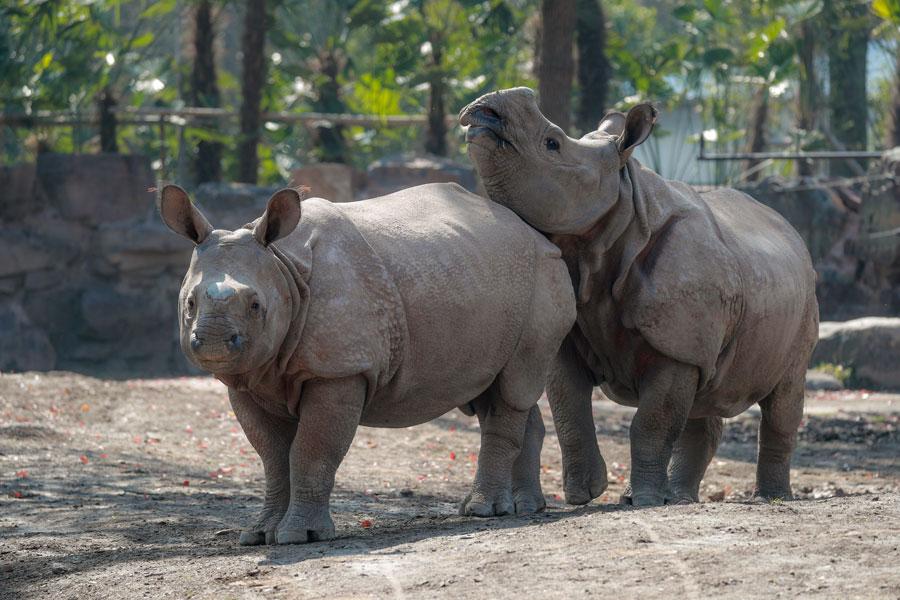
left=0, top=371, right=898, bottom=599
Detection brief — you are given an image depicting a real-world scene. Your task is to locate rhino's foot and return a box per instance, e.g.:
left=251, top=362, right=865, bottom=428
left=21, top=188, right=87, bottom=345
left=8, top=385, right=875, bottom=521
left=239, top=530, right=277, bottom=546
left=460, top=489, right=515, bottom=517
left=619, top=484, right=666, bottom=507
left=665, top=494, right=697, bottom=505
left=751, top=488, right=794, bottom=502
left=512, top=487, right=546, bottom=515
left=666, top=487, right=699, bottom=505
left=239, top=506, right=288, bottom=546
left=275, top=506, right=336, bottom=545
left=562, top=453, right=609, bottom=505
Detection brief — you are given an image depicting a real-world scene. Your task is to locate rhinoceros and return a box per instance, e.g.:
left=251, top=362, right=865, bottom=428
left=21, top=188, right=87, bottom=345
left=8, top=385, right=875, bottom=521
left=159, top=182, right=575, bottom=544
left=460, top=87, right=819, bottom=506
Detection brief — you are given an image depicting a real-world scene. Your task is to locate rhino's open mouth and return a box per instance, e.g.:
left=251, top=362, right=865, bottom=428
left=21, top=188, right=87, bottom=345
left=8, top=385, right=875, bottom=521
left=461, top=106, right=513, bottom=150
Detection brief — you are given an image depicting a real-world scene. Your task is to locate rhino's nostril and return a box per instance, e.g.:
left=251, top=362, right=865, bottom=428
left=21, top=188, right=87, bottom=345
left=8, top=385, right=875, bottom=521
left=227, top=334, right=243, bottom=351
left=480, top=107, right=500, bottom=121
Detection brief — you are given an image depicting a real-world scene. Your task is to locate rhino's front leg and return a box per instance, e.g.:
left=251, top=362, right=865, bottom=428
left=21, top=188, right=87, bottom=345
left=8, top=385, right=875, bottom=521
left=229, top=389, right=296, bottom=546
left=546, top=334, right=608, bottom=505
left=276, top=375, right=366, bottom=545
left=624, top=358, right=697, bottom=506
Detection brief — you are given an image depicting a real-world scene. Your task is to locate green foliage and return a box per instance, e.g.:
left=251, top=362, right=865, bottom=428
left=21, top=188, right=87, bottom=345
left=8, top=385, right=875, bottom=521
left=1, top=0, right=897, bottom=183
left=815, top=363, right=854, bottom=386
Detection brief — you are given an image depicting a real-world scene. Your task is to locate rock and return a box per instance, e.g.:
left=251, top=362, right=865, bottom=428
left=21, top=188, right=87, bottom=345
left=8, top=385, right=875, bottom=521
left=881, top=146, right=900, bottom=177
left=193, top=182, right=278, bottom=230
left=0, top=277, right=19, bottom=295
left=35, top=153, right=155, bottom=225
left=805, top=369, right=844, bottom=391
left=291, top=162, right=357, bottom=203
left=812, top=318, right=900, bottom=390
left=80, top=284, right=172, bottom=342
left=365, top=154, right=479, bottom=198
left=95, top=218, right=192, bottom=273
left=0, top=163, right=37, bottom=221
left=0, top=302, right=56, bottom=372
left=24, top=270, right=59, bottom=291
left=0, top=228, right=64, bottom=278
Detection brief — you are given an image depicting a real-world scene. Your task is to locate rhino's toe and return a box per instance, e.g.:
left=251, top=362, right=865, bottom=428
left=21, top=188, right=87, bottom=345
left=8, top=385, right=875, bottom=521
left=275, top=525, right=336, bottom=545
left=238, top=530, right=267, bottom=546
left=460, top=490, right=514, bottom=517
left=665, top=494, right=696, bottom=505
left=275, top=528, right=308, bottom=545
left=562, top=457, right=608, bottom=505
left=513, top=494, right=546, bottom=515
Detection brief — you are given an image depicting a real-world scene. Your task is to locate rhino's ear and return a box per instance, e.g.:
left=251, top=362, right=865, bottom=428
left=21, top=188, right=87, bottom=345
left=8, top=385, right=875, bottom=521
left=597, top=111, right=626, bottom=136
left=159, top=184, right=213, bottom=245
left=616, top=103, right=658, bottom=167
left=253, top=187, right=306, bottom=247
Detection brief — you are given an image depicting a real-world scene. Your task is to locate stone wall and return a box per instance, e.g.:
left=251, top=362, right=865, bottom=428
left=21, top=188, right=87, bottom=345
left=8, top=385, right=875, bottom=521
left=1, top=151, right=897, bottom=375
left=738, top=165, right=899, bottom=321
left=0, top=153, right=480, bottom=375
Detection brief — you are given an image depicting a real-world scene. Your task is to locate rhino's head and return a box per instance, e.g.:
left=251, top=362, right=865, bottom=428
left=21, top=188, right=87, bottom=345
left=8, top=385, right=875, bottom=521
left=459, top=87, right=657, bottom=235
left=160, top=185, right=303, bottom=375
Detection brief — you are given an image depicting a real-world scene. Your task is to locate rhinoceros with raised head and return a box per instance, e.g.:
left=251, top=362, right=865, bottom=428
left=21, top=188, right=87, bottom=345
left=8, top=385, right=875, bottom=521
left=460, top=87, right=819, bottom=506
left=159, top=182, right=575, bottom=544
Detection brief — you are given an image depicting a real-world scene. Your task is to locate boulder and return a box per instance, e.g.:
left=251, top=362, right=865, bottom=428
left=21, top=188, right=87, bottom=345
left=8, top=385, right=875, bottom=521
left=95, top=218, right=192, bottom=274
left=812, top=318, right=900, bottom=390
left=291, top=162, right=357, bottom=203
left=0, top=228, right=65, bottom=278
left=193, top=182, right=279, bottom=230
left=365, top=154, right=479, bottom=198
left=35, top=153, right=155, bottom=225
left=80, top=284, right=172, bottom=342
left=0, top=302, right=56, bottom=372
left=804, top=369, right=844, bottom=391
left=0, top=163, right=37, bottom=221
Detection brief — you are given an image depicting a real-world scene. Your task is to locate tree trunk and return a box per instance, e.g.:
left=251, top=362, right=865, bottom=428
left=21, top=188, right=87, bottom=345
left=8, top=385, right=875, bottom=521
left=98, top=87, right=118, bottom=153
left=238, top=0, right=267, bottom=184
left=824, top=0, right=871, bottom=177
left=796, top=20, right=818, bottom=176
left=888, top=42, right=900, bottom=148
left=744, top=86, right=768, bottom=181
left=425, top=37, right=447, bottom=156
left=574, top=0, right=609, bottom=134
left=191, top=0, right=222, bottom=183
left=537, top=0, right=576, bottom=133
left=313, top=50, right=347, bottom=163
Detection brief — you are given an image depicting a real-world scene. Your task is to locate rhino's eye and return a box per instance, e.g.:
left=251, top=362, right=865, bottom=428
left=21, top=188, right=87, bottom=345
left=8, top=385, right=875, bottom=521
left=251, top=301, right=260, bottom=312
left=545, top=138, right=560, bottom=152
left=186, top=298, right=195, bottom=312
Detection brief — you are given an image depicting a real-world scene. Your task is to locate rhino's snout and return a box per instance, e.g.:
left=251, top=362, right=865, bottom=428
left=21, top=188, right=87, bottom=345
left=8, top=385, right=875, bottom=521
left=189, top=320, right=248, bottom=365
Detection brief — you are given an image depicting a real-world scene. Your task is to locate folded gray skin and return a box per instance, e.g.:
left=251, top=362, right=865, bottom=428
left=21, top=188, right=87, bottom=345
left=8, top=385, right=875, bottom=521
left=160, top=182, right=575, bottom=544
left=461, top=87, right=819, bottom=506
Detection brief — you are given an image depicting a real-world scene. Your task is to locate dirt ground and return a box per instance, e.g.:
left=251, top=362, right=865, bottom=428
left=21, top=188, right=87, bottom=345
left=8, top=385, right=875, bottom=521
left=0, top=372, right=897, bottom=599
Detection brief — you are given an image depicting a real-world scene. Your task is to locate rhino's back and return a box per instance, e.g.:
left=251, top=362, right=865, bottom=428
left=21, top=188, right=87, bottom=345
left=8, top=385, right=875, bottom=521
left=331, top=183, right=554, bottom=425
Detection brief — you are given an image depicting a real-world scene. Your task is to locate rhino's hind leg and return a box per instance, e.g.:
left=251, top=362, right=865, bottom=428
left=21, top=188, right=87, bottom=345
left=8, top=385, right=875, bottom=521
left=510, top=405, right=547, bottom=514
left=229, top=390, right=296, bottom=546
left=667, top=416, right=724, bottom=503
left=460, top=384, right=530, bottom=518
left=754, top=371, right=804, bottom=501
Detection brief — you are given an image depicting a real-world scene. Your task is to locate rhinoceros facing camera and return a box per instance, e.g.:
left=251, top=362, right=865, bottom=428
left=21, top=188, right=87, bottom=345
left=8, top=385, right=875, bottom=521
left=160, top=182, right=575, bottom=545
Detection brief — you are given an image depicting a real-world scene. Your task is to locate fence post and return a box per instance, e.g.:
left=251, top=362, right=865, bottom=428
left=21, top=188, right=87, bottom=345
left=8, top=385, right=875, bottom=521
left=98, top=87, right=118, bottom=153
